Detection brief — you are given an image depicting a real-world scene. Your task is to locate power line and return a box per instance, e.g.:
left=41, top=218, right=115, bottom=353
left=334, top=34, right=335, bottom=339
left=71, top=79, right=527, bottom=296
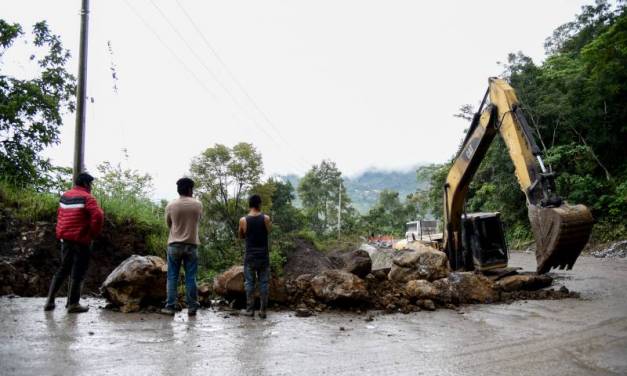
left=122, top=0, right=311, bottom=174
left=173, top=0, right=312, bottom=169
left=120, top=0, right=220, bottom=101
left=149, top=0, right=307, bottom=171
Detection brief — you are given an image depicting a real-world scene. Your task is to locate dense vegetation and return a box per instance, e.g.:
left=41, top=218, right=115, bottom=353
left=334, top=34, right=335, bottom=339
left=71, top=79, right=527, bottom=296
left=421, top=1, right=627, bottom=246
left=1, top=1, right=625, bottom=284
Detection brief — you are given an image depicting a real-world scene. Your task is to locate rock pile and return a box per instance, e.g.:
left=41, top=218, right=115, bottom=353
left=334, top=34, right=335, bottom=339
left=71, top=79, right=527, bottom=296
left=208, top=240, right=572, bottom=314
left=98, top=238, right=577, bottom=314
left=591, top=240, right=627, bottom=259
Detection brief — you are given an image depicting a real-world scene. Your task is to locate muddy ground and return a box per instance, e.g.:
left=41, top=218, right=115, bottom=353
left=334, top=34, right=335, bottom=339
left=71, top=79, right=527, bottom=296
left=1, top=252, right=626, bottom=376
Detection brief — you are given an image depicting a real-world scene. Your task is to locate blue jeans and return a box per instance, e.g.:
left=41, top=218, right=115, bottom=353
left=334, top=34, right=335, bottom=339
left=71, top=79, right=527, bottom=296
left=244, top=262, right=270, bottom=298
left=165, top=243, right=198, bottom=310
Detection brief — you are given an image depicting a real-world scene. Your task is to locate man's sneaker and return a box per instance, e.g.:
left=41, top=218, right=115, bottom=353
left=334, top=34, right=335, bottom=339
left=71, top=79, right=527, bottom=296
left=188, top=308, right=197, bottom=317
left=44, top=301, right=56, bottom=311
left=67, top=304, right=89, bottom=313
left=258, top=311, right=267, bottom=319
left=160, top=307, right=176, bottom=316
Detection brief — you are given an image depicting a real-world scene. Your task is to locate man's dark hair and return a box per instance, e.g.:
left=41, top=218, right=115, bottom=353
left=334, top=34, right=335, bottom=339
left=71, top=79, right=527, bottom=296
left=249, top=194, right=262, bottom=210
left=176, top=177, right=195, bottom=196
left=75, top=172, right=94, bottom=188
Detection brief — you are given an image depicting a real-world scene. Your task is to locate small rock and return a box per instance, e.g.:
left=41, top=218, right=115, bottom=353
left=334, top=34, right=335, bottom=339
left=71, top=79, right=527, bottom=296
left=294, top=308, right=313, bottom=317
left=559, top=286, right=569, bottom=293
left=339, top=326, right=345, bottom=331
left=365, top=315, right=374, bottom=322
left=417, top=299, right=436, bottom=311
left=88, top=331, right=94, bottom=335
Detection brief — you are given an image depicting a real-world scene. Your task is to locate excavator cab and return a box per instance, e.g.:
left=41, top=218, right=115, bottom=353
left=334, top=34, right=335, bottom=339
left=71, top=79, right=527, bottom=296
left=461, top=212, right=508, bottom=271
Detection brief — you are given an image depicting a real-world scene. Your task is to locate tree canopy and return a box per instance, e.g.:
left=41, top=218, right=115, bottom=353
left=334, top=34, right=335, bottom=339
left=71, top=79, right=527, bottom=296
left=0, top=20, right=76, bottom=186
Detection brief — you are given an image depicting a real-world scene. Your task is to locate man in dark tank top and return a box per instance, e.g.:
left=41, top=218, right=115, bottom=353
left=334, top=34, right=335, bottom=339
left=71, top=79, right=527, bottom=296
left=238, top=194, right=272, bottom=318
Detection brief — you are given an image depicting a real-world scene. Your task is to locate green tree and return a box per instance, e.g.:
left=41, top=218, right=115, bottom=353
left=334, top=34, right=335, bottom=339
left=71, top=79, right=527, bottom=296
left=268, top=179, right=304, bottom=234
left=438, top=1, right=627, bottom=242
left=190, top=142, right=263, bottom=236
left=363, top=190, right=415, bottom=236
left=95, top=151, right=154, bottom=200
left=0, top=20, right=76, bottom=186
left=297, top=160, right=352, bottom=236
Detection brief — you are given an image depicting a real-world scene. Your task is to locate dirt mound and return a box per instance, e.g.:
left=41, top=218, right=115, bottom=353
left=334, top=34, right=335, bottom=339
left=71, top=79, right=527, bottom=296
left=283, top=238, right=336, bottom=279
left=0, top=206, right=153, bottom=297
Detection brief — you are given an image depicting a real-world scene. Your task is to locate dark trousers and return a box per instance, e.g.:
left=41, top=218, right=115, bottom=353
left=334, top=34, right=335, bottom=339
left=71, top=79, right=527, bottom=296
left=55, top=240, right=90, bottom=282
left=48, top=240, right=90, bottom=305
left=244, top=262, right=270, bottom=298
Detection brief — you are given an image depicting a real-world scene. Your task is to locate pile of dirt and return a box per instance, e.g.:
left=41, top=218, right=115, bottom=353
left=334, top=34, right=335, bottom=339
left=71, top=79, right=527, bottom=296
left=0, top=206, right=153, bottom=297
left=283, top=238, right=337, bottom=279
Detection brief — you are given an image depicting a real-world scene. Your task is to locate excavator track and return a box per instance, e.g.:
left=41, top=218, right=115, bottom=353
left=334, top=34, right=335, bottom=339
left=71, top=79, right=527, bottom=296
left=528, top=204, right=594, bottom=274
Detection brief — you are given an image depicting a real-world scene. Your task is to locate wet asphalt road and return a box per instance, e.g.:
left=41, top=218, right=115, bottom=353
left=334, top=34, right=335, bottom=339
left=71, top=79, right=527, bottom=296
left=1, top=252, right=626, bottom=376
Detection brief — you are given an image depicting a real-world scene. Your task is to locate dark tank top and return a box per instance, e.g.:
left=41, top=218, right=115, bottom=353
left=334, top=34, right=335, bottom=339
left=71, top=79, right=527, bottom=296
left=245, top=213, right=269, bottom=267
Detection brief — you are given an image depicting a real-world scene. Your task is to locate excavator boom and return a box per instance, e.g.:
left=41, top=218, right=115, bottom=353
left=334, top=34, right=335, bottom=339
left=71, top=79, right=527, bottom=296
left=443, top=78, right=593, bottom=274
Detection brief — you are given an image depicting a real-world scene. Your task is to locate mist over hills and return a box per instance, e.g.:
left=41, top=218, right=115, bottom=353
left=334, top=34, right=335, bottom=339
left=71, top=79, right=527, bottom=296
left=282, top=165, right=431, bottom=213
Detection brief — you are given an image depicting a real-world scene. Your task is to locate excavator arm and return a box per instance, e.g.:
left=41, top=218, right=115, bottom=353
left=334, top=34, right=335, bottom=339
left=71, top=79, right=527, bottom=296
left=443, top=78, right=593, bottom=274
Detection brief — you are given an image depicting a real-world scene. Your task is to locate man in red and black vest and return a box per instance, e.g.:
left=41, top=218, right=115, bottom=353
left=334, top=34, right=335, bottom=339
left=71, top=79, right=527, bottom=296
left=44, top=173, right=104, bottom=313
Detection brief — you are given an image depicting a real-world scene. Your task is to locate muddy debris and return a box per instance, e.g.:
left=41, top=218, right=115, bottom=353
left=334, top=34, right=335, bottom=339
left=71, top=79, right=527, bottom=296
left=0, top=206, right=156, bottom=297
left=590, top=240, right=627, bottom=259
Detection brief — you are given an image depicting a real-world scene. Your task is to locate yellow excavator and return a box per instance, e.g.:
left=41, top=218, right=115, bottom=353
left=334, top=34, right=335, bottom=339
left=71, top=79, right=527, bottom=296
left=442, top=78, right=594, bottom=274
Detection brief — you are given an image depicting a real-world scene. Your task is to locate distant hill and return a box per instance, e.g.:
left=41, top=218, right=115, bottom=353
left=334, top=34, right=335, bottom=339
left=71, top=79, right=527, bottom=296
left=280, top=166, right=432, bottom=213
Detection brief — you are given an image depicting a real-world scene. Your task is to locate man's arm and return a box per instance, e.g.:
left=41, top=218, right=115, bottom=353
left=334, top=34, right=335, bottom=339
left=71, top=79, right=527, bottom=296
left=86, top=195, right=104, bottom=238
left=264, top=215, right=272, bottom=233
left=165, top=205, right=172, bottom=228
left=238, top=217, right=247, bottom=239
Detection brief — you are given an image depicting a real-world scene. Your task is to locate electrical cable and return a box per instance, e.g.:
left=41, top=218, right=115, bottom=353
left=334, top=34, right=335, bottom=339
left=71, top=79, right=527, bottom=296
left=173, top=0, right=312, bottom=169
left=122, top=0, right=306, bottom=173
left=149, top=0, right=308, bottom=172
left=121, top=0, right=220, bottom=101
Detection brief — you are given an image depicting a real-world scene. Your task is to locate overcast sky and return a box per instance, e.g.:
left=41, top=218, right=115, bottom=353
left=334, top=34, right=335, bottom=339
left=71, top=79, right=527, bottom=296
left=3, top=0, right=592, bottom=199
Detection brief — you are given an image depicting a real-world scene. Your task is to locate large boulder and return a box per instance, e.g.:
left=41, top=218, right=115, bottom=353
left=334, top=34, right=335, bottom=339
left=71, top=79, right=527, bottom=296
left=388, top=245, right=449, bottom=283
left=433, top=272, right=497, bottom=304
left=495, top=273, right=553, bottom=292
left=405, top=279, right=440, bottom=301
left=100, top=255, right=167, bottom=313
left=284, top=238, right=335, bottom=279
left=329, top=249, right=372, bottom=278
left=361, top=244, right=399, bottom=271
left=269, top=277, right=288, bottom=303
left=213, top=266, right=245, bottom=296
left=212, top=265, right=288, bottom=303
left=310, top=270, right=369, bottom=303
left=406, top=272, right=497, bottom=305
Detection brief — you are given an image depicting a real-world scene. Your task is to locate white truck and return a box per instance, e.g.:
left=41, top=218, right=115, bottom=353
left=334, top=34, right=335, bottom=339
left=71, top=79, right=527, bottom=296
left=405, top=220, right=439, bottom=242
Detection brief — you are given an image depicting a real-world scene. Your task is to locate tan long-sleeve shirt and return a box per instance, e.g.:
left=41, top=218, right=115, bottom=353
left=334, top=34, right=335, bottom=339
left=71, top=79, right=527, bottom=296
left=165, top=196, right=203, bottom=245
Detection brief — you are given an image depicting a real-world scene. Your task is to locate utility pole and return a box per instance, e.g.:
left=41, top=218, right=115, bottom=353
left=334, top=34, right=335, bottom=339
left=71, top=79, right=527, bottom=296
left=73, top=0, right=90, bottom=182
left=337, top=180, right=342, bottom=240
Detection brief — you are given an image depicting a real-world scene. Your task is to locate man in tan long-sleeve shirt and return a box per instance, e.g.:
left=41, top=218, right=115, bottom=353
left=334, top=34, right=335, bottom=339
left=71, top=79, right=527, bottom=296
left=161, top=177, right=203, bottom=316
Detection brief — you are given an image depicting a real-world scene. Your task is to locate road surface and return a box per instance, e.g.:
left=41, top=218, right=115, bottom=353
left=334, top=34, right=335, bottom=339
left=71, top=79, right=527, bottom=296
left=1, top=253, right=626, bottom=376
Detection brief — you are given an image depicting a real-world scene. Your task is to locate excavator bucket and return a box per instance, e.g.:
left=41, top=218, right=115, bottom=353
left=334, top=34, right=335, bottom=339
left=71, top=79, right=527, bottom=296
left=528, top=204, right=594, bottom=274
